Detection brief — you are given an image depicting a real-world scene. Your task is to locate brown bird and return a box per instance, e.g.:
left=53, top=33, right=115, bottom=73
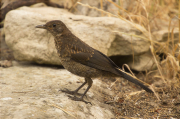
left=36, top=20, right=153, bottom=103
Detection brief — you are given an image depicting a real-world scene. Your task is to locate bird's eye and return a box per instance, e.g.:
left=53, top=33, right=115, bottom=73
left=53, top=24, right=56, bottom=27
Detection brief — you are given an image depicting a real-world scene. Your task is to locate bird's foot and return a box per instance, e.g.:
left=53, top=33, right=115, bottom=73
left=68, top=95, right=92, bottom=105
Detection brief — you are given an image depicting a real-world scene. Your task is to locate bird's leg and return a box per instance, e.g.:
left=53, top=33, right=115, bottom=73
left=61, top=78, right=87, bottom=96
left=62, top=77, right=93, bottom=104
left=70, top=77, right=93, bottom=104
left=72, top=79, right=88, bottom=95
left=79, top=77, right=92, bottom=99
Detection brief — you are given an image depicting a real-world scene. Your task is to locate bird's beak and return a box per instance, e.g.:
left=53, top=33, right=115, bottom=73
left=35, top=24, right=46, bottom=29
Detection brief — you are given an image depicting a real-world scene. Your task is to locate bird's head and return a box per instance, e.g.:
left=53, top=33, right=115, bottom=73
left=36, top=20, right=68, bottom=37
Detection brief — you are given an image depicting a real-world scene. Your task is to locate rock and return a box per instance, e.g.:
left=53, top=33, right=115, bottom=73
left=153, top=28, right=179, bottom=42
left=107, top=33, right=150, bottom=56
left=73, top=0, right=112, bottom=17
left=0, top=28, right=14, bottom=67
left=4, top=3, right=153, bottom=71
left=0, top=60, right=13, bottom=67
left=152, top=28, right=179, bottom=55
left=110, top=51, right=157, bottom=71
left=128, top=51, right=157, bottom=71
left=0, top=61, right=115, bottom=119
left=72, top=0, right=134, bottom=17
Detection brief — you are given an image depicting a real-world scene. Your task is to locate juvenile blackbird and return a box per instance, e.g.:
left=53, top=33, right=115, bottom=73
left=36, top=20, right=153, bottom=103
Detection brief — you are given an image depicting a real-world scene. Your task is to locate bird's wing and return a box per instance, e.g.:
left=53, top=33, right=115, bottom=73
left=71, top=49, right=119, bottom=74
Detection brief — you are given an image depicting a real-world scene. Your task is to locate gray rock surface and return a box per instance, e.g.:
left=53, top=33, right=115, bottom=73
left=152, top=28, right=179, bottom=55
left=153, top=28, right=179, bottom=42
left=128, top=51, right=156, bottom=71
left=4, top=3, right=153, bottom=71
left=0, top=61, right=115, bottom=119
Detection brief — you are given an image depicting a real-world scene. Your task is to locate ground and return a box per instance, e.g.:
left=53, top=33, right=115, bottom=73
left=0, top=61, right=179, bottom=119
left=106, top=80, right=180, bottom=118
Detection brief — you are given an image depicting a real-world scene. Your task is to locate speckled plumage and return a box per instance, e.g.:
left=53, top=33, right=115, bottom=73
left=36, top=20, right=153, bottom=103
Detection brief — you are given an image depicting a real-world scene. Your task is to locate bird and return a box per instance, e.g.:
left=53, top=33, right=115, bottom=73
left=36, top=20, right=153, bottom=103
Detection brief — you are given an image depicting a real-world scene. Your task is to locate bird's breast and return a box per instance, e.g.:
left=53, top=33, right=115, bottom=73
left=54, top=38, right=63, bottom=56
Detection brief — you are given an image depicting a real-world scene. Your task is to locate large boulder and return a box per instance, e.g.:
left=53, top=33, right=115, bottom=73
left=153, top=28, right=179, bottom=43
left=0, top=61, right=115, bottom=119
left=4, top=3, right=153, bottom=71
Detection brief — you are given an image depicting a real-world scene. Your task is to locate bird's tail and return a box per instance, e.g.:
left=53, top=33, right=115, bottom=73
left=116, top=68, right=153, bottom=93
